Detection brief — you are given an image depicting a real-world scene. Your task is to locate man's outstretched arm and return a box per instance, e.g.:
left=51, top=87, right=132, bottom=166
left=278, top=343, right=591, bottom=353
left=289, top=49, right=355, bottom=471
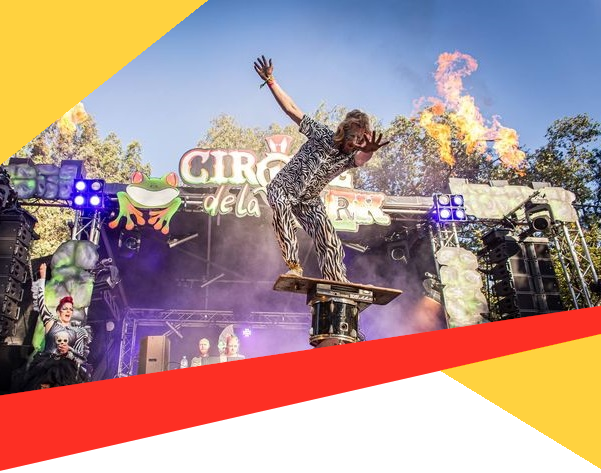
left=254, top=55, right=304, bottom=126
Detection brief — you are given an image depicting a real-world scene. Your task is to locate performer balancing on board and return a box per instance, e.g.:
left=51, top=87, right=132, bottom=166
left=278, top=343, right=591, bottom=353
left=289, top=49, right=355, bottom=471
left=254, top=55, right=390, bottom=283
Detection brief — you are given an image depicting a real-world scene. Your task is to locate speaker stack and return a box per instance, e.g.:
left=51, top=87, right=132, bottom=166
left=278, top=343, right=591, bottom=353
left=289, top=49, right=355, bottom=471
left=0, top=209, right=37, bottom=341
left=481, top=229, right=563, bottom=319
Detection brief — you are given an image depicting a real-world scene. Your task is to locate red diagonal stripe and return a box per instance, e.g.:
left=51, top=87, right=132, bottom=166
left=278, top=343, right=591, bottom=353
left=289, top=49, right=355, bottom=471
left=1, top=305, right=600, bottom=470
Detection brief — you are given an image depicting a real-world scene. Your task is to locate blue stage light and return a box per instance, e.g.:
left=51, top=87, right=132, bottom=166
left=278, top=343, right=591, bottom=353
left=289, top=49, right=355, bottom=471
left=432, top=193, right=467, bottom=223
left=72, top=178, right=105, bottom=210
left=437, top=194, right=451, bottom=206
left=440, top=208, right=452, bottom=220
left=452, top=194, right=464, bottom=206
left=453, top=209, right=466, bottom=220
left=90, top=180, right=103, bottom=192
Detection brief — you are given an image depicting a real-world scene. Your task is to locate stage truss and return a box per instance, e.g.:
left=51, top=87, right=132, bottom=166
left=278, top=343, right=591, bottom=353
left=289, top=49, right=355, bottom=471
left=12, top=183, right=600, bottom=377
left=116, top=308, right=310, bottom=377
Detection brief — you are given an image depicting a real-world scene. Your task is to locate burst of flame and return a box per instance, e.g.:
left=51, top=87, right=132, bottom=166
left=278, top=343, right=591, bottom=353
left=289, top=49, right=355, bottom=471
left=418, top=51, right=525, bottom=171
left=491, top=117, right=526, bottom=170
left=435, top=51, right=478, bottom=106
left=451, top=95, right=488, bottom=155
left=420, top=109, right=454, bottom=166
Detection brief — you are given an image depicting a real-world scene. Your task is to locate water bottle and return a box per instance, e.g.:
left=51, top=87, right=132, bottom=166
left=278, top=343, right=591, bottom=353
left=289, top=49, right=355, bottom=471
left=180, top=355, right=188, bottom=369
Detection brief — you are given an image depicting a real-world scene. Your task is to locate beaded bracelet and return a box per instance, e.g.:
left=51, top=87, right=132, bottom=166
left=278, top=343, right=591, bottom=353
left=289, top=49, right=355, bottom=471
left=260, top=76, right=276, bottom=88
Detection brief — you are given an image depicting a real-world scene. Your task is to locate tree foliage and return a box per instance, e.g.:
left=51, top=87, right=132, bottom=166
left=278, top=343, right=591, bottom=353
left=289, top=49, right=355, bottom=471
left=197, top=106, right=600, bottom=225
left=524, top=114, right=601, bottom=220
left=197, top=103, right=379, bottom=158
left=10, top=101, right=599, bottom=282
left=355, top=112, right=529, bottom=195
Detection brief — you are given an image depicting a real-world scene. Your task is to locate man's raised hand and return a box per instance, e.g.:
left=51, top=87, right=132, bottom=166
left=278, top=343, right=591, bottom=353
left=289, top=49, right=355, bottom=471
left=357, top=131, right=390, bottom=153
left=254, top=55, right=273, bottom=81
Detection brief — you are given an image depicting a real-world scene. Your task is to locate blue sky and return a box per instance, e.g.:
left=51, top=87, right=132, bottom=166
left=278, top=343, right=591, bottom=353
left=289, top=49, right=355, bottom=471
left=85, top=0, right=601, bottom=178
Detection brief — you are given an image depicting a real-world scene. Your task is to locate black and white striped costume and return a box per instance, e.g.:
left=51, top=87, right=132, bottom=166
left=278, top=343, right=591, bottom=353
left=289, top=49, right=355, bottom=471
left=266, top=115, right=357, bottom=282
left=19, top=279, right=91, bottom=390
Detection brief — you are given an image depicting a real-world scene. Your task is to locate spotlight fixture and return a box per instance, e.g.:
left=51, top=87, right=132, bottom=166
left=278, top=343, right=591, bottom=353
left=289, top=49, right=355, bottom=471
left=72, top=178, right=105, bottom=209
left=93, top=258, right=122, bottom=289
left=431, top=193, right=467, bottom=223
left=387, top=240, right=409, bottom=263
left=118, top=229, right=141, bottom=258
left=520, top=198, right=553, bottom=238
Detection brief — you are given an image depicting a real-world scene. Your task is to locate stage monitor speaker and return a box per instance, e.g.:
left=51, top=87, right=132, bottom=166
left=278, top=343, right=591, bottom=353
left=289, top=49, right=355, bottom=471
left=137, top=336, right=170, bottom=375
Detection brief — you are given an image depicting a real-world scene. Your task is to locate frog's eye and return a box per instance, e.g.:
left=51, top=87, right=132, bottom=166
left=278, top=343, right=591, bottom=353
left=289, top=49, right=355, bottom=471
left=132, top=171, right=144, bottom=184
left=165, top=172, right=178, bottom=187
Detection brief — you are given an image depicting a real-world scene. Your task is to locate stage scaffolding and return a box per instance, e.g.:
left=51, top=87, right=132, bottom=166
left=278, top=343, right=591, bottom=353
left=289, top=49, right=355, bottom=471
left=382, top=194, right=600, bottom=315
left=116, top=308, right=310, bottom=377
left=551, top=220, right=600, bottom=309
left=12, top=182, right=600, bottom=377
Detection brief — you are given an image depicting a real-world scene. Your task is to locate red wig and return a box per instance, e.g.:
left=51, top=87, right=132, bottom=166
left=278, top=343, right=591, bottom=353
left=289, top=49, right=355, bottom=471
left=57, top=296, right=74, bottom=311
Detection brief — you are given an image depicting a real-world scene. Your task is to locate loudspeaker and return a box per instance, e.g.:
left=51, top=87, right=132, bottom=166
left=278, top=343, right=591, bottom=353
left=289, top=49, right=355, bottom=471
left=0, top=239, right=29, bottom=264
left=137, top=336, right=170, bottom=374
left=0, top=209, right=36, bottom=342
left=1, top=296, right=21, bottom=321
left=0, top=215, right=35, bottom=247
left=0, top=257, right=27, bottom=284
left=0, top=276, right=24, bottom=302
left=487, top=241, right=522, bottom=263
left=482, top=228, right=512, bottom=247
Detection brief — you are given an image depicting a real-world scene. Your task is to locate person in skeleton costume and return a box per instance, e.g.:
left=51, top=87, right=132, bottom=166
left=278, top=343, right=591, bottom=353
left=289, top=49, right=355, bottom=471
left=254, top=55, right=389, bottom=282
left=20, top=263, right=91, bottom=390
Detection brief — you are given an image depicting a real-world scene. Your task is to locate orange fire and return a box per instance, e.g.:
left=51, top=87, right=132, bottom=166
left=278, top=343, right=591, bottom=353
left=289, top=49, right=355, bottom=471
left=418, top=51, right=525, bottom=170
left=491, top=117, right=526, bottom=169
left=420, top=109, right=454, bottom=166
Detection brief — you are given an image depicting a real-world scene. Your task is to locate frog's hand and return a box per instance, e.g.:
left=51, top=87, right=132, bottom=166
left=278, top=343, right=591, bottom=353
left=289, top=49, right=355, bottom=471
left=109, top=213, right=136, bottom=230
left=127, top=203, right=146, bottom=226
left=149, top=198, right=182, bottom=234
left=108, top=209, right=131, bottom=229
left=110, top=192, right=144, bottom=229
left=148, top=208, right=172, bottom=234
left=108, top=215, right=121, bottom=229
left=160, top=223, right=171, bottom=235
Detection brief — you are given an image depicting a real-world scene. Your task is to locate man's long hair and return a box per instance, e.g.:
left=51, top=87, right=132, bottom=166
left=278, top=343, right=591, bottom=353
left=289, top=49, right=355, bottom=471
left=333, top=109, right=371, bottom=149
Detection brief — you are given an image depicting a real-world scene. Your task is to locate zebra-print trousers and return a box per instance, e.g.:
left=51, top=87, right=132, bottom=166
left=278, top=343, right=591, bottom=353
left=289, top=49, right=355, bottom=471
left=267, top=184, right=348, bottom=282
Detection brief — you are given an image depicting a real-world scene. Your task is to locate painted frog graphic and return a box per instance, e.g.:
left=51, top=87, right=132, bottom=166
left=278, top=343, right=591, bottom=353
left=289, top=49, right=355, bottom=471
left=108, top=172, right=182, bottom=235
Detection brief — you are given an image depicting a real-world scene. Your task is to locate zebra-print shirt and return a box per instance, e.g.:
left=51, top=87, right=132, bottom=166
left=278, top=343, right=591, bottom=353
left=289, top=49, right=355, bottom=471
left=268, top=115, right=357, bottom=201
left=32, top=279, right=90, bottom=361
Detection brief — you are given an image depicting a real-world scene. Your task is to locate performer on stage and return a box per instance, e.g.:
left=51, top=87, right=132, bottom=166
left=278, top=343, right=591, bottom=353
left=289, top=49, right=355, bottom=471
left=190, top=337, right=211, bottom=367
left=219, top=334, right=245, bottom=362
left=20, top=263, right=91, bottom=390
left=254, top=55, right=389, bottom=282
